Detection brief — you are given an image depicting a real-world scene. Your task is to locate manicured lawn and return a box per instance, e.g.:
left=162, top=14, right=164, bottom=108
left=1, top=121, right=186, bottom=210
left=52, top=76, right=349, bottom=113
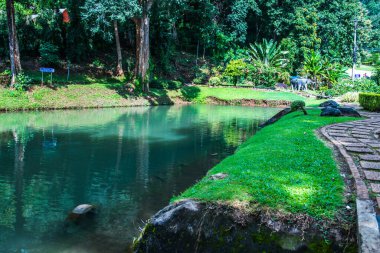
left=173, top=110, right=357, bottom=219
left=356, top=65, right=375, bottom=71
left=169, top=86, right=323, bottom=106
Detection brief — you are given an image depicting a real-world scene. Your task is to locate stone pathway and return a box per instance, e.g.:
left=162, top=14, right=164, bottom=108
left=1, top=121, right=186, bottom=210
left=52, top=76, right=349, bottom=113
left=321, top=111, right=380, bottom=252
left=324, top=111, right=380, bottom=209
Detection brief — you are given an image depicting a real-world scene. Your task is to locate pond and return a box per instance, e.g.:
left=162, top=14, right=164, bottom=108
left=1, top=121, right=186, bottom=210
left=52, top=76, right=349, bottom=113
left=0, top=105, right=280, bottom=253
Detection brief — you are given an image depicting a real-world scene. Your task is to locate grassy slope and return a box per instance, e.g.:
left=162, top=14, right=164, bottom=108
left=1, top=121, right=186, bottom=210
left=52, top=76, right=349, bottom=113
left=0, top=83, right=153, bottom=110
left=0, top=84, right=322, bottom=111
left=173, top=110, right=356, bottom=219
left=168, top=86, right=323, bottom=106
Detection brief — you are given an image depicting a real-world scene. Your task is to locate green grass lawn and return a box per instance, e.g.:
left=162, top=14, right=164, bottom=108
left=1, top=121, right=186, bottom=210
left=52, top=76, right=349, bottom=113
left=0, top=83, right=322, bottom=111
left=169, top=86, right=323, bottom=106
left=173, top=109, right=356, bottom=220
left=0, top=83, right=152, bottom=111
left=356, top=65, right=375, bottom=71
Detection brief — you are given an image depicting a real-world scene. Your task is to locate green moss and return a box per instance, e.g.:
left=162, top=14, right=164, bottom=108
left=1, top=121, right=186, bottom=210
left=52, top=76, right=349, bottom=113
left=173, top=110, right=358, bottom=220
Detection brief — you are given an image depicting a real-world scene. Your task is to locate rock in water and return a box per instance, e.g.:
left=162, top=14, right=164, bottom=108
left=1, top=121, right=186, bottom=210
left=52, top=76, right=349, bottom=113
left=66, top=204, right=96, bottom=224
left=320, top=100, right=340, bottom=108
left=72, top=204, right=95, bottom=215
left=337, top=107, right=361, bottom=117
left=321, top=107, right=343, bottom=117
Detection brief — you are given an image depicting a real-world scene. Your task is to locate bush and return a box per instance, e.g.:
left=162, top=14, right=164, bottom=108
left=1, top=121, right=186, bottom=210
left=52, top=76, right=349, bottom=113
left=208, top=76, right=222, bottom=86
left=168, top=80, right=183, bottom=90
left=341, top=92, right=359, bottom=103
left=374, top=66, right=380, bottom=86
left=325, top=79, right=380, bottom=97
left=291, top=100, right=306, bottom=113
left=359, top=93, right=380, bottom=112
left=150, top=79, right=182, bottom=90
left=39, top=42, right=60, bottom=67
left=14, top=73, right=33, bottom=91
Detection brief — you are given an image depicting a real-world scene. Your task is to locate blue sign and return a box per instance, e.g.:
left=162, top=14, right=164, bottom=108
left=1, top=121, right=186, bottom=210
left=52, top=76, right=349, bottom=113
left=40, top=68, right=55, bottom=73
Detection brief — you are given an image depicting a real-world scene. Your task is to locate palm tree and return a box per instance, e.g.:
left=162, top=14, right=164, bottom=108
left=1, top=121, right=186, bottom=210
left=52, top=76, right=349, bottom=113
left=303, top=50, right=323, bottom=89
left=249, top=39, right=289, bottom=68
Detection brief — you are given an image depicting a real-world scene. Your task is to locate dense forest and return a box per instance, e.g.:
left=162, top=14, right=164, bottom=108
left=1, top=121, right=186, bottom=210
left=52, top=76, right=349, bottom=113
left=0, top=0, right=379, bottom=91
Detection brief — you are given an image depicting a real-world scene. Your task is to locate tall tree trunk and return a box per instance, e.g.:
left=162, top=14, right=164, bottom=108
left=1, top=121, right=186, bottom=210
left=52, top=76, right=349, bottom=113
left=6, top=0, right=22, bottom=86
left=114, top=21, right=124, bottom=77
left=134, top=0, right=153, bottom=92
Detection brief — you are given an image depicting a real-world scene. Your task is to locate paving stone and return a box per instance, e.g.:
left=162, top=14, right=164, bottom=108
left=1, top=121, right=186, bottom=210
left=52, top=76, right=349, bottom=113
left=360, top=161, right=380, bottom=170
left=352, top=135, right=373, bottom=139
left=330, top=133, right=350, bottom=137
left=368, top=143, right=380, bottom=148
left=346, top=147, right=374, bottom=153
left=359, top=155, right=380, bottom=161
left=342, top=143, right=367, bottom=147
left=351, top=131, right=372, bottom=135
left=337, top=138, right=360, bottom=142
left=371, top=183, right=380, bottom=193
left=358, top=139, right=379, bottom=144
left=364, top=171, right=380, bottom=180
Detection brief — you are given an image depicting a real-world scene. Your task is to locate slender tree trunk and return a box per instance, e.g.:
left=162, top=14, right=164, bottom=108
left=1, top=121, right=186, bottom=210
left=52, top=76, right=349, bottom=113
left=6, top=0, right=22, bottom=86
left=134, top=0, right=153, bottom=92
left=113, top=21, right=124, bottom=77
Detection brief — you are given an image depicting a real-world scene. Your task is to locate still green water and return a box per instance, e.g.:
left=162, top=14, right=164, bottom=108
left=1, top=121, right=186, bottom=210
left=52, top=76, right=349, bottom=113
left=0, top=105, right=279, bottom=253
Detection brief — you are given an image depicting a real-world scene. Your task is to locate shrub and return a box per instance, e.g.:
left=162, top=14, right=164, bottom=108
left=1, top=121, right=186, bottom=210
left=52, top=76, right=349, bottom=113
left=209, top=76, right=222, bottom=86
left=325, top=79, right=380, bottom=97
left=14, top=73, right=33, bottom=91
left=340, top=92, right=359, bottom=103
left=39, top=42, right=60, bottom=67
left=374, top=66, right=380, bottom=86
left=291, top=100, right=307, bottom=115
left=168, top=80, right=183, bottom=90
left=249, top=62, right=279, bottom=87
left=359, top=93, right=380, bottom=112
left=150, top=79, right=168, bottom=89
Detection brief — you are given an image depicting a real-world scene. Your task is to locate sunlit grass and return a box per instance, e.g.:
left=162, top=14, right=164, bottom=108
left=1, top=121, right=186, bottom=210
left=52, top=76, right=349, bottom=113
left=173, top=109, right=357, bottom=219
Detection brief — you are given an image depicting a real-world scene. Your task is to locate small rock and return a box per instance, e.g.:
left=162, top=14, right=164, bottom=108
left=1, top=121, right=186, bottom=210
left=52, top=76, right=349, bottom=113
left=321, top=107, right=343, bottom=117
left=320, top=100, right=340, bottom=108
left=346, top=205, right=352, bottom=210
left=210, top=173, right=228, bottom=180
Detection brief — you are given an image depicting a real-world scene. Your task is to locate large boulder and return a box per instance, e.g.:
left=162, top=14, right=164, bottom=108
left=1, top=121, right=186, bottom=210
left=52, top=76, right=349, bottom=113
left=320, top=100, right=340, bottom=108
left=337, top=107, right=361, bottom=117
left=321, top=107, right=343, bottom=117
left=133, top=200, right=349, bottom=253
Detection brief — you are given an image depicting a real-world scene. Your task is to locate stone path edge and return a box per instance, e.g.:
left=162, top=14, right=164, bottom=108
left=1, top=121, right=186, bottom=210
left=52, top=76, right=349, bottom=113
left=320, top=125, right=380, bottom=253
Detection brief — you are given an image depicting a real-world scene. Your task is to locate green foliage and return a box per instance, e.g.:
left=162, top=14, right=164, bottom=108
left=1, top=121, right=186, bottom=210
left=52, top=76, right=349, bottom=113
left=325, top=79, right=380, bottom=97
left=248, top=62, right=279, bottom=88
left=150, top=79, right=183, bottom=90
left=223, top=59, right=247, bottom=86
left=39, top=42, right=60, bottom=67
left=374, top=66, right=380, bottom=85
left=302, top=50, right=323, bottom=83
left=249, top=39, right=289, bottom=68
left=14, top=73, right=33, bottom=91
left=359, top=93, right=380, bottom=112
left=322, top=61, right=347, bottom=88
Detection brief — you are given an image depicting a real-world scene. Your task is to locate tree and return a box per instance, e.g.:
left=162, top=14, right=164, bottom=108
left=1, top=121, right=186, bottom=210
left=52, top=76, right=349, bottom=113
left=134, top=0, right=154, bottom=92
left=81, top=0, right=140, bottom=76
left=5, top=0, right=21, bottom=85
left=223, top=59, right=247, bottom=86
left=249, top=39, right=288, bottom=68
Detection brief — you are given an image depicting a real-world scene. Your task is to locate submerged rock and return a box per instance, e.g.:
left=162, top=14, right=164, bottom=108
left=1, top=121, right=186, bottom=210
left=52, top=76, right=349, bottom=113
left=66, top=204, right=96, bottom=224
left=320, top=100, right=340, bottom=108
left=133, top=200, right=352, bottom=253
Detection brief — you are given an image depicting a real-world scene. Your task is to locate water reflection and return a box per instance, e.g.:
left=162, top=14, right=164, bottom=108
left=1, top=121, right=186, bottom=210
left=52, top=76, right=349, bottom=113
left=0, top=105, right=280, bottom=253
